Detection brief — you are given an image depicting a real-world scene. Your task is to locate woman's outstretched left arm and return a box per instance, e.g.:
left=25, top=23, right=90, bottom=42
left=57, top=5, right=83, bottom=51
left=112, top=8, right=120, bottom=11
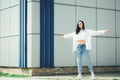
left=89, top=29, right=109, bottom=36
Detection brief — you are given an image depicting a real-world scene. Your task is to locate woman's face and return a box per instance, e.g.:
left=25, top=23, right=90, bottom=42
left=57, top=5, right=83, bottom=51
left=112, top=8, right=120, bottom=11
left=78, top=22, right=83, bottom=29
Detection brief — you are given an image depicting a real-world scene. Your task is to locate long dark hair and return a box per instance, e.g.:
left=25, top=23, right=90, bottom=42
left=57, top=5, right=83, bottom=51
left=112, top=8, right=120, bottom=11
left=75, top=20, right=85, bottom=34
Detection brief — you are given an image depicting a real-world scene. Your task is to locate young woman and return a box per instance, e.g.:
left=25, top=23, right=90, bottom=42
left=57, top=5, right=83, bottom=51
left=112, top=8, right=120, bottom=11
left=61, top=20, right=109, bottom=80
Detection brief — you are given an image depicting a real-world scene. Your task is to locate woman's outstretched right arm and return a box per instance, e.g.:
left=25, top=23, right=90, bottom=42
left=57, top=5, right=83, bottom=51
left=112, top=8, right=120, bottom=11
left=61, top=32, right=74, bottom=39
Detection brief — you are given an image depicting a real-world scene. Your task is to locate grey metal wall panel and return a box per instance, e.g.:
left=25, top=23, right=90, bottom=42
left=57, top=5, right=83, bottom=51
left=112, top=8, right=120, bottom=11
left=27, top=35, right=40, bottom=67
left=10, top=0, right=18, bottom=6
left=97, top=0, right=115, bottom=9
left=27, top=2, right=40, bottom=67
left=10, top=6, right=19, bottom=36
left=0, top=1, right=1, bottom=66
left=97, top=9, right=115, bottom=37
left=0, top=1, right=19, bottom=67
left=76, top=0, right=96, bottom=7
left=54, top=36, right=75, bottom=67
left=9, top=37, right=18, bottom=67
left=0, top=38, right=2, bottom=66
left=31, top=35, right=40, bottom=67
left=1, top=0, right=10, bottom=9
left=117, top=38, right=120, bottom=65
left=31, top=2, right=40, bottom=34
left=27, top=35, right=32, bottom=67
left=0, top=11, right=1, bottom=37
left=27, top=2, right=32, bottom=34
left=54, top=4, right=75, bottom=34
left=54, top=0, right=75, bottom=5
left=0, top=0, right=1, bottom=10
left=27, top=2, right=40, bottom=34
left=0, top=38, right=10, bottom=66
left=0, top=9, right=10, bottom=37
left=116, top=0, right=120, bottom=10
left=116, top=11, right=120, bottom=37
left=76, top=7, right=96, bottom=30
left=97, top=38, right=115, bottom=66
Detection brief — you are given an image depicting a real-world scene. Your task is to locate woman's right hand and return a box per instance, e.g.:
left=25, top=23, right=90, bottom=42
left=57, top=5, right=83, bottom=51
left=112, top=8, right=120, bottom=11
left=61, top=36, right=64, bottom=39
left=104, top=29, right=109, bottom=33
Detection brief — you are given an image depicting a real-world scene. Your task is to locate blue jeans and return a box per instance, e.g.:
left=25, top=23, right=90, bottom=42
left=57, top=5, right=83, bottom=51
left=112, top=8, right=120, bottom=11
left=76, top=44, right=93, bottom=73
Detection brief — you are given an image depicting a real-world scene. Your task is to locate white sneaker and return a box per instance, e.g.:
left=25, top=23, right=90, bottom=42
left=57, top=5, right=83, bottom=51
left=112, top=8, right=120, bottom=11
left=75, top=74, right=82, bottom=80
left=91, top=74, right=96, bottom=80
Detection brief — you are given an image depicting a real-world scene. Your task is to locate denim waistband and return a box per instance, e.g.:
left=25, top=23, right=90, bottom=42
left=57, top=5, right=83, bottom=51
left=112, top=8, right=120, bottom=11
left=78, top=44, right=86, bottom=46
left=77, top=44, right=86, bottom=50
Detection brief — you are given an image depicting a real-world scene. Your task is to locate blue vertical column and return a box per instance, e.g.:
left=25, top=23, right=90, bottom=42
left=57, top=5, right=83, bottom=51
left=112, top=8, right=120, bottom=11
left=46, top=0, right=50, bottom=67
left=40, top=0, right=54, bottom=67
left=40, top=0, right=45, bottom=67
left=50, top=0, right=54, bottom=67
left=45, top=0, right=50, bottom=67
left=19, top=0, right=27, bottom=68
left=45, top=0, right=54, bottom=67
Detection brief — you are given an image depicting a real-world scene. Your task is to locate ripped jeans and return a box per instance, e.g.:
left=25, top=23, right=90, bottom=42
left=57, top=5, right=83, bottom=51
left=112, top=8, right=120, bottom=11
left=76, top=44, right=93, bottom=73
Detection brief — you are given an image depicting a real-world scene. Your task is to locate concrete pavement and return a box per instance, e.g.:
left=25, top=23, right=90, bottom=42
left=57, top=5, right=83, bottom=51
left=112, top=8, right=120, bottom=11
left=0, top=72, right=120, bottom=80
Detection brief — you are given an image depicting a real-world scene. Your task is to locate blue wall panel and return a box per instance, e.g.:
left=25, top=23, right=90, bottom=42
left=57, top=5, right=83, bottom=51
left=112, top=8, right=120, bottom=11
left=40, top=0, right=54, bottom=67
left=19, top=0, right=27, bottom=68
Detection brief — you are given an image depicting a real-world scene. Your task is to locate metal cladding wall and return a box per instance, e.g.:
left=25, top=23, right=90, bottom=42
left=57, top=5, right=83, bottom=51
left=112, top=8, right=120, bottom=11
left=27, top=0, right=54, bottom=68
left=40, top=0, right=54, bottom=67
left=27, top=0, right=40, bottom=67
left=19, top=0, right=27, bottom=68
left=54, top=0, right=120, bottom=67
left=0, top=0, right=19, bottom=67
left=0, top=0, right=41, bottom=68
left=0, top=0, right=120, bottom=68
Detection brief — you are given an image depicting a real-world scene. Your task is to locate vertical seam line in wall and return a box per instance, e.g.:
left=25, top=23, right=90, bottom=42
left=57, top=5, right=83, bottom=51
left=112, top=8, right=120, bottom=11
left=18, top=0, right=20, bottom=67
left=9, top=0, right=10, bottom=66
left=0, top=0, right=1, bottom=66
left=25, top=0, right=27, bottom=68
left=19, top=0, right=22, bottom=68
left=96, top=0, right=98, bottom=66
left=115, top=0, right=117, bottom=67
left=0, top=4, right=1, bottom=66
left=75, top=0, right=77, bottom=66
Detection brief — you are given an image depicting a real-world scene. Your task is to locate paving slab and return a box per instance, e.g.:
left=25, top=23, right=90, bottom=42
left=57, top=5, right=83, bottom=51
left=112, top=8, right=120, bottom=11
left=0, top=72, right=120, bottom=80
